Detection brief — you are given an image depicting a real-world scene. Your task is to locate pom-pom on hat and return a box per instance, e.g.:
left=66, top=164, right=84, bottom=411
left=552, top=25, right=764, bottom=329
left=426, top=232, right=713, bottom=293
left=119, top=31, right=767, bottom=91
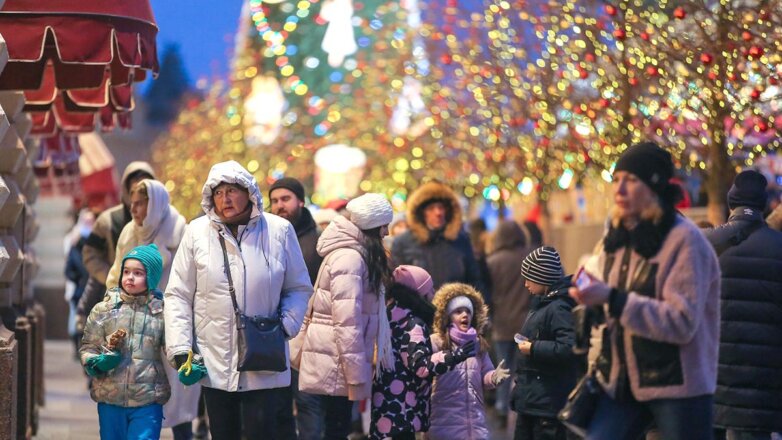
left=393, top=265, right=434, bottom=301
left=521, top=246, right=564, bottom=287
left=727, top=170, right=768, bottom=210
left=346, top=193, right=394, bottom=231
left=121, top=244, right=164, bottom=291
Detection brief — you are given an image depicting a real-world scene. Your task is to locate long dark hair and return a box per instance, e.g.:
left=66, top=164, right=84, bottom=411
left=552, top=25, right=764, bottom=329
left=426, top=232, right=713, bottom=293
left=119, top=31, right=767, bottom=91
left=361, top=227, right=392, bottom=294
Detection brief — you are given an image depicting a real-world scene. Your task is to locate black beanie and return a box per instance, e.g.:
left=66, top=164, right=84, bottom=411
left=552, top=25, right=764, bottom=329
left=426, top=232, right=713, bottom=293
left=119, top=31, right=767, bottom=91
left=728, top=170, right=768, bottom=210
left=269, top=177, right=305, bottom=201
left=614, top=142, right=674, bottom=195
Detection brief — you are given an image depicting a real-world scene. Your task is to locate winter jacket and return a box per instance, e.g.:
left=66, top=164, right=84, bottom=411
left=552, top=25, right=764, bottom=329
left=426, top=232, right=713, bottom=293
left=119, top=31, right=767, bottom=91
left=391, top=182, right=484, bottom=293
left=370, top=288, right=458, bottom=439
left=80, top=288, right=170, bottom=407
left=295, top=215, right=383, bottom=401
left=427, top=283, right=496, bottom=440
left=705, top=207, right=782, bottom=432
left=593, top=214, right=721, bottom=401
left=427, top=334, right=495, bottom=440
left=83, top=162, right=156, bottom=285
left=102, top=179, right=195, bottom=428
left=105, top=180, right=186, bottom=291
left=486, top=220, right=533, bottom=341
left=65, top=237, right=89, bottom=306
left=511, top=279, right=579, bottom=418
left=79, top=162, right=156, bottom=318
left=164, top=160, right=313, bottom=392
left=293, top=207, right=323, bottom=285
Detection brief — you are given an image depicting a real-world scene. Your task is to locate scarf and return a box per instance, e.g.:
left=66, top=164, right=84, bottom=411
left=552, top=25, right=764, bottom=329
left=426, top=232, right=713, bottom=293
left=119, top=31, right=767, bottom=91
left=376, top=285, right=395, bottom=375
left=220, top=204, right=253, bottom=237
left=448, top=324, right=478, bottom=347
left=106, top=181, right=186, bottom=290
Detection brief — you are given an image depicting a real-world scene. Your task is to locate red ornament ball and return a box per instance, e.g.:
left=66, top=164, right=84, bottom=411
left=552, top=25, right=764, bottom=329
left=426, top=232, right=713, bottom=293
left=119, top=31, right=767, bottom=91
left=613, top=29, right=626, bottom=40
left=646, top=66, right=658, bottom=76
left=700, top=53, right=713, bottom=64
left=741, top=31, right=753, bottom=41
left=750, top=89, right=761, bottom=100
left=604, top=4, right=618, bottom=16
left=440, top=54, right=452, bottom=65
left=748, top=46, right=764, bottom=58
left=673, top=7, right=686, bottom=19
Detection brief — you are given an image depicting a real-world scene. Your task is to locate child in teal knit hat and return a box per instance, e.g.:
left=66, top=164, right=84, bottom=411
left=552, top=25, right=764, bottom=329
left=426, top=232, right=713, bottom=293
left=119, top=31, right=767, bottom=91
left=79, top=244, right=171, bottom=440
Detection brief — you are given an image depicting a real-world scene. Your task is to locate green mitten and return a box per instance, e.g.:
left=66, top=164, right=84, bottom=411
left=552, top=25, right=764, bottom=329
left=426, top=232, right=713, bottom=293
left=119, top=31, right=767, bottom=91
left=85, top=352, right=122, bottom=376
left=179, top=362, right=207, bottom=386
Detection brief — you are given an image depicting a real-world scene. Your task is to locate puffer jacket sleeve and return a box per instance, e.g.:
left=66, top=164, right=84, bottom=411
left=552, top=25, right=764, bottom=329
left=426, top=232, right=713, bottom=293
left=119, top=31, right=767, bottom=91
left=620, top=231, right=718, bottom=345
left=279, top=222, right=314, bottom=338
left=329, top=252, right=369, bottom=386
left=164, top=224, right=197, bottom=364
left=530, top=301, right=576, bottom=365
left=79, top=302, right=108, bottom=365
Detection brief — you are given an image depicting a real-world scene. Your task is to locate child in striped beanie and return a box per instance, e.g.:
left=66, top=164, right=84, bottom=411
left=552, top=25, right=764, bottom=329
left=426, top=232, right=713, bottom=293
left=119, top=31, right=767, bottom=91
left=512, top=245, right=580, bottom=439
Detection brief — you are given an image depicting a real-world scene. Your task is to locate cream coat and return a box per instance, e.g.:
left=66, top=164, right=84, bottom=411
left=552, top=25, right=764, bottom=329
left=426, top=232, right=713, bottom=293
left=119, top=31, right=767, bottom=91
left=104, top=179, right=197, bottom=427
left=164, top=161, right=313, bottom=392
left=294, top=215, right=382, bottom=401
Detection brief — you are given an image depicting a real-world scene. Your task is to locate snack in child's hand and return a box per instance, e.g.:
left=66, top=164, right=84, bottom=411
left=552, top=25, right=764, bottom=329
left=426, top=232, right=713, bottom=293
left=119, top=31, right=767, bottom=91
left=107, top=328, right=127, bottom=351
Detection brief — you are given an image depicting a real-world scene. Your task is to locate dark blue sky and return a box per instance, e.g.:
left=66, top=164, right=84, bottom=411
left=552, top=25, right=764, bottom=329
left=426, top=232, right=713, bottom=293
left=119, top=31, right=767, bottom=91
left=150, top=0, right=244, bottom=84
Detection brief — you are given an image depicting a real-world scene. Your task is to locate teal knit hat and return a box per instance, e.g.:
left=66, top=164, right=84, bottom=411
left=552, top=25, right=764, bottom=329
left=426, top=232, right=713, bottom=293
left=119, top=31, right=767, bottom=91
left=121, top=244, right=164, bottom=292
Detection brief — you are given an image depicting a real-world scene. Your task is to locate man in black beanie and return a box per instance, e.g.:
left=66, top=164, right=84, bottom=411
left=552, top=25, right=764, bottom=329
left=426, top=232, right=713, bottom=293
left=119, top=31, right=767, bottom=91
left=705, top=170, right=782, bottom=440
left=269, top=177, right=324, bottom=440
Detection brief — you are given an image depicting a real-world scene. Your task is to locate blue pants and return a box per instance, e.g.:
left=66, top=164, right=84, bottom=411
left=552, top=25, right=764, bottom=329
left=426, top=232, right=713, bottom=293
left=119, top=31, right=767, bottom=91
left=98, top=403, right=163, bottom=440
left=586, top=392, right=713, bottom=440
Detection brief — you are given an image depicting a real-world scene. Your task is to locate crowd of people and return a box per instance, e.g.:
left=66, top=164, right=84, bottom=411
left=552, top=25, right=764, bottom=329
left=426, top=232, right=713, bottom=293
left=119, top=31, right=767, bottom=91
left=68, top=141, right=782, bottom=440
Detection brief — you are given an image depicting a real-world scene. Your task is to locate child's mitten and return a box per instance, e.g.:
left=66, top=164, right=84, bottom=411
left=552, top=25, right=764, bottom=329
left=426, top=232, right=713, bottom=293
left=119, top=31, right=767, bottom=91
left=85, top=352, right=122, bottom=376
left=491, top=359, right=511, bottom=385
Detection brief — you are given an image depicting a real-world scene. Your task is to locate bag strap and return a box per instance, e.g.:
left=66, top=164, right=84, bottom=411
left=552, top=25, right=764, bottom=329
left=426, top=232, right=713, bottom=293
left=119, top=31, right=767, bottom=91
left=218, top=234, right=244, bottom=329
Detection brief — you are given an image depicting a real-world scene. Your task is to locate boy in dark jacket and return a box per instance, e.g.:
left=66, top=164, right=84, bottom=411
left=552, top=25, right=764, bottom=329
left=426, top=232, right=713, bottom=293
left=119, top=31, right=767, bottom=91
left=512, top=246, right=579, bottom=440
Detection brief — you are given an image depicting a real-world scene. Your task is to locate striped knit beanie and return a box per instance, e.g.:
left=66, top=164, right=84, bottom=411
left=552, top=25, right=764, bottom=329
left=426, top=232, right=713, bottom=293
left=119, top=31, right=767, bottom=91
left=521, top=246, right=563, bottom=286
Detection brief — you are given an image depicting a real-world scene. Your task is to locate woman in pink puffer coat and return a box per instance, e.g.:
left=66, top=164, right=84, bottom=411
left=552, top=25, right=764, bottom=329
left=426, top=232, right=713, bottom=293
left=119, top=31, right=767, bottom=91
left=427, top=283, right=511, bottom=440
left=294, top=194, right=396, bottom=440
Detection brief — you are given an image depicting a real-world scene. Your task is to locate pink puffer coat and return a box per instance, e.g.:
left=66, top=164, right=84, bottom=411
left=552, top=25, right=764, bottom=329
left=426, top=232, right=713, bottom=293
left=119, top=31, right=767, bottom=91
left=427, top=333, right=496, bottom=440
left=296, top=215, right=382, bottom=401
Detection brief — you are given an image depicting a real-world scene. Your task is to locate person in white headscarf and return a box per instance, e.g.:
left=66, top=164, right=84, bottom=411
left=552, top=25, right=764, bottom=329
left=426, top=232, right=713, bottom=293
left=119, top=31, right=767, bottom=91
left=105, top=179, right=197, bottom=440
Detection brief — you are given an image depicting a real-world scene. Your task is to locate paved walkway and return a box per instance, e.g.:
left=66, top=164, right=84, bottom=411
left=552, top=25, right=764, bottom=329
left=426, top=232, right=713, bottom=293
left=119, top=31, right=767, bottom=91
left=34, top=340, right=512, bottom=439
left=34, top=340, right=173, bottom=440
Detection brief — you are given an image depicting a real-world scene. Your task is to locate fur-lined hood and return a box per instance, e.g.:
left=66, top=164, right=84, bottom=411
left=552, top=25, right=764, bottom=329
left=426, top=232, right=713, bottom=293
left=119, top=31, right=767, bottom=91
left=406, top=181, right=462, bottom=243
left=432, top=283, right=490, bottom=350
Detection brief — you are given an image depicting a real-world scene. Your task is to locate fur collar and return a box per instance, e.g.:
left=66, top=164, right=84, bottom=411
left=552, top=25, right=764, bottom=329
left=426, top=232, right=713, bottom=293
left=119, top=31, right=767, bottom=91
left=406, top=182, right=462, bottom=243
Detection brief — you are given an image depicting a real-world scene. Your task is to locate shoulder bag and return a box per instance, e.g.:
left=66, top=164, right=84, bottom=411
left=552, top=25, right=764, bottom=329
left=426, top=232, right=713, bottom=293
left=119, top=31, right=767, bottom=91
left=219, top=234, right=286, bottom=372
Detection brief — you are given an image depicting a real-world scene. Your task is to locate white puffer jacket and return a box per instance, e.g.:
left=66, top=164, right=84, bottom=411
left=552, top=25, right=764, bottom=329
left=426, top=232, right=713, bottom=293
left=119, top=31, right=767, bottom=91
left=164, top=161, right=313, bottom=392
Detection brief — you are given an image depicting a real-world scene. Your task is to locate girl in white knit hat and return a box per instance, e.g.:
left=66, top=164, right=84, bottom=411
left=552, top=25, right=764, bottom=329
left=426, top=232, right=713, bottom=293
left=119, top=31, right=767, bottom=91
left=426, top=283, right=511, bottom=440
left=293, top=193, right=396, bottom=439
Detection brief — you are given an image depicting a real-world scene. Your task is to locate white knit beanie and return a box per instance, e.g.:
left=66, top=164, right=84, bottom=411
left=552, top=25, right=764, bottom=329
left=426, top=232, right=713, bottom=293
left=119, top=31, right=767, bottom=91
left=346, top=193, right=393, bottom=230
left=446, top=295, right=474, bottom=316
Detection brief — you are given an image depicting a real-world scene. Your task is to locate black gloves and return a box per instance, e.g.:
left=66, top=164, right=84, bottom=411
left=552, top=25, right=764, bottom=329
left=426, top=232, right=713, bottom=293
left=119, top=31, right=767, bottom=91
left=447, top=340, right=477, bottom=365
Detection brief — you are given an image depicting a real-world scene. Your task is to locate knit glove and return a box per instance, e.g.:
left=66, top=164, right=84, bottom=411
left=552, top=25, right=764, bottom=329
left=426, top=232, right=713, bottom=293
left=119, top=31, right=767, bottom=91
left=491, top=359, right=511, bottom=385
left=85, top=352, right=122, bottom=377
left=446, top=340, right=477, bottom=366
left=178, top=351, right=207, bottom=386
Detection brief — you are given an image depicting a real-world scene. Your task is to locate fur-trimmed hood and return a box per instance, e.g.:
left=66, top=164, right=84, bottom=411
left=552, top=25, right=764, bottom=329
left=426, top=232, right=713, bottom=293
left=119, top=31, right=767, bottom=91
left=432, top=283, right=490, bottom=351
left=406, top=181, right=462, bottom=243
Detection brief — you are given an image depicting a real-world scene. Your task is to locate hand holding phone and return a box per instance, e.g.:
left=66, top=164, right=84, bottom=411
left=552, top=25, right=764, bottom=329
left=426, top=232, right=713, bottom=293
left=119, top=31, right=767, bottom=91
left=514, top=333, right=528, bottom=343
left=574, top=266, right=595, bottom=291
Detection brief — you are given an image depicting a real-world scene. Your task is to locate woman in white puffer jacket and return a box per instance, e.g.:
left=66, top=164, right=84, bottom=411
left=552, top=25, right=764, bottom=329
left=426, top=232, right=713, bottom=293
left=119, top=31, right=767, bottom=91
left=165, top=160, right=312, bottom=439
